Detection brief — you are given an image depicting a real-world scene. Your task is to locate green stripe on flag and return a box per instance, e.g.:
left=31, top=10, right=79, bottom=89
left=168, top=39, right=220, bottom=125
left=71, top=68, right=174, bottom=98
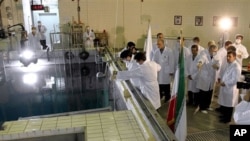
left=175, top=46, right=185, bottom=128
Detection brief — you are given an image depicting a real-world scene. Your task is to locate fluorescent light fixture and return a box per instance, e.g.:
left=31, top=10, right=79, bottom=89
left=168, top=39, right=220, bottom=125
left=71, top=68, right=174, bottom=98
left=219, top=17, right=232, bottom=31
left=23, top=73, right=38, bottom=85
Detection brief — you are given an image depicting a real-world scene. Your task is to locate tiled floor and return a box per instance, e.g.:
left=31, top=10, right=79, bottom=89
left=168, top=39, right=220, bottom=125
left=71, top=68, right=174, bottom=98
left=0, top=111, right=146, bottom=141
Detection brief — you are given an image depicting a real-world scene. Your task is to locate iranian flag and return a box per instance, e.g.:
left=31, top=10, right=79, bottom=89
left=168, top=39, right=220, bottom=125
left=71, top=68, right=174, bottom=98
left=167, top=39, right=187, bottom=141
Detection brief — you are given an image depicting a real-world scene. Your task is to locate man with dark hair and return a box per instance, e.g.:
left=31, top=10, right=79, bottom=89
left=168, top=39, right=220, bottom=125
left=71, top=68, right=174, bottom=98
left=118, top=41, right=137, bottom=57
left=213, top=41, right=233, bottom=104
left=196, top=44, right=219, bottom=114
left=186, top=44, right=199, bottom=106
left=119, top=50, right=140, bottom=87
left=152, top=39, right=175, bottom=103
left=218, top=51, right=241, bottom=123
left=126, top=41, right=136, bottom=50
left=114, top=52, right=162, bottom=110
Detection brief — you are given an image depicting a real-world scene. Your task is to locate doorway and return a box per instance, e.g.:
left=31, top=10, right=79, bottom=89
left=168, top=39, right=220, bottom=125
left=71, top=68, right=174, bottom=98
left=38, top=13, right=59, bottom=46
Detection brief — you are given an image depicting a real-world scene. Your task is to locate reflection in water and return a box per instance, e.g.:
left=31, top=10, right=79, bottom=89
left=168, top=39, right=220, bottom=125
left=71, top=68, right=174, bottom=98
left=0, top=63, right=109, bottom=122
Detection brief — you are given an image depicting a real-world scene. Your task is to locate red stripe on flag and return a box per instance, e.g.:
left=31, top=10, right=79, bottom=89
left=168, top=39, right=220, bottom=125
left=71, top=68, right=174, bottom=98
left=167, top=95, right=177, bottom=132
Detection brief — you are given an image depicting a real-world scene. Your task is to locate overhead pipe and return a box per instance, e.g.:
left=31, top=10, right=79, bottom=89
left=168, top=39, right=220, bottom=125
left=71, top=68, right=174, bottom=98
left=77, top=0, right=80, bottom=23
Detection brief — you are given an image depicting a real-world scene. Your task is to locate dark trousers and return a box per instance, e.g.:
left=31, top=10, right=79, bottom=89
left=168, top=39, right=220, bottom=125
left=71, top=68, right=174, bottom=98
left=188, top=91, right=199, bottom=106
left=159, top=84, right=170, bottom=102
left=40, top=40, right=47, bottom=49
left=220, top=105, right=233, bottom=122
left=197, top=89, right=213, bottom=110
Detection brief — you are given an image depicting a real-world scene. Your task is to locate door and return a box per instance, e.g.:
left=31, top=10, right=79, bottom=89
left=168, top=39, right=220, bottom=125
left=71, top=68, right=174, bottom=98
left=38, top=13, right=59, bottom=46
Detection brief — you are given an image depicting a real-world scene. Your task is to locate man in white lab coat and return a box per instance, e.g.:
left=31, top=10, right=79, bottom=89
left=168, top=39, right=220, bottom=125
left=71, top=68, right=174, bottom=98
left=232, top=34, right=249, bottom=67
left=186, top=44, right=199, bottom=106
left=115, top=52, right=161, bottom=109
left=150, top=33, right=165, bottom=60
left=213, top=41, right=233, bottom=108
left=152, top=39, right=175, bottom=102
left=218, top=51, right=241, bottom=123
left=119, top=50, right=140, bottom=88
left=28, top=27, right=41, bottom=50
left=83, top=26, right=95, bottom=48
left=37, top=21, right=48, bottom=50
left=196, top=44, right=219, bottom=114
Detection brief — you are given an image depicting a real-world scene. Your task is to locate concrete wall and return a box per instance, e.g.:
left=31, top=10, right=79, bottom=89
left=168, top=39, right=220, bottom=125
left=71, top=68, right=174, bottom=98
left=1, top=0, right=250, bottom=51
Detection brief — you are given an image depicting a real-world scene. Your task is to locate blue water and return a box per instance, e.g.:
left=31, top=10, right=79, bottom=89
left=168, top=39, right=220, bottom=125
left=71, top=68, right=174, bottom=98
left=0, top=63, right=109, bottom=122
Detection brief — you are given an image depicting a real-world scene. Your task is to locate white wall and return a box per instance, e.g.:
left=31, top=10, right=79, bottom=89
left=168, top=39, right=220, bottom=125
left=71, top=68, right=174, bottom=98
left=1, top=0, right=250, bottom=51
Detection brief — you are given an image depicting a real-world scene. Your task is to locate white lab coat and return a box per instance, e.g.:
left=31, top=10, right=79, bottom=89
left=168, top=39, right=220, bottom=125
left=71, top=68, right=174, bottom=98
left=196, top=49, right=219, bottom=91
left=218, top=60, right=241, bottom=107
left=232, top=43, right=249, bottom=66
left=233, top=100, right=250, bottom=125
left=37, top=25, right=47, bottom=40
left=186, top=54, right=200, bottom=93
left=152, top=46, right=175, bottom=84
left=116, top=61, right=161, bottom=109
left=83, top=31, right=95, bottom=47
left=28, top=32, right=41, bottom=50
left=126, top=60, right=140, bottom=87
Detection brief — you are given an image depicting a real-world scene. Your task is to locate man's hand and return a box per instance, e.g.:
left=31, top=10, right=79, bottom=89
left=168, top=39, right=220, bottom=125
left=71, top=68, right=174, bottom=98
left=212, top=63, right=219, bottom=70
left=197, top=61, right=203, bottom=70
left=111, top=71, right=117, bottom=80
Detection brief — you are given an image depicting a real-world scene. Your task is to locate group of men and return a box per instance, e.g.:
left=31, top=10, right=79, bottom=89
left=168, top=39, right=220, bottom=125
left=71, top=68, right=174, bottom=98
left=186, top=34, right=248, bottom=123
left=113, top=33, right=249, bottom=124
